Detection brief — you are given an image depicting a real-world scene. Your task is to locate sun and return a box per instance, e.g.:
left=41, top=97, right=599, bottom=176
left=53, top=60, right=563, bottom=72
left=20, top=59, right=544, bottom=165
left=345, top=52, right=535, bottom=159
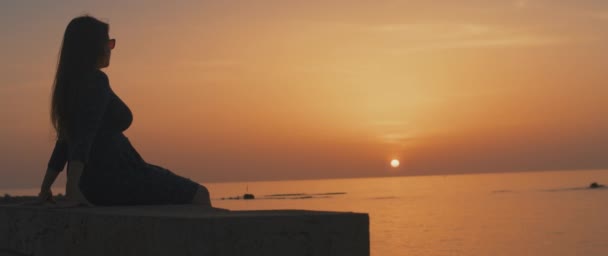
left=390, top=159, right=400, bottom=168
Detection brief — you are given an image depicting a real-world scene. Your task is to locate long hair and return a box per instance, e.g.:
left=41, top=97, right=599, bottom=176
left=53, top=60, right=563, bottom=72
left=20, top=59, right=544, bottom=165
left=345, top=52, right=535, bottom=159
left=51, top=15, right=109, bottom=141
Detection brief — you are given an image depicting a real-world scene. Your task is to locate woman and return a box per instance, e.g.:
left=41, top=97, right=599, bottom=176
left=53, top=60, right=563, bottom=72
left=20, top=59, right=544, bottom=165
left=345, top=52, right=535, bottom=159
left=34, top=15, right=214, bottom=207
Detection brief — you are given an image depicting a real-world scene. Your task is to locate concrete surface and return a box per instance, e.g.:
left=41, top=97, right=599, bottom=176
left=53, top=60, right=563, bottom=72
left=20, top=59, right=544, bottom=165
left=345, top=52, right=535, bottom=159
left=0, top=205, right=369, bottom=256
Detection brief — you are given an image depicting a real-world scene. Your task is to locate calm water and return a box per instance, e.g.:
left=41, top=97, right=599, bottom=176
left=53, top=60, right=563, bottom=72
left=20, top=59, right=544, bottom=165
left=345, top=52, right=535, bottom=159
left=5, top=169, right=608, bottom=256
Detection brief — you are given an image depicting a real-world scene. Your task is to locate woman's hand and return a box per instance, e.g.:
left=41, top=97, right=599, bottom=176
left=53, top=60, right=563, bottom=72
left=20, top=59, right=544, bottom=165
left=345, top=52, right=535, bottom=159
left=19, top=188, right=56, bottom=206
left=50, top=160, right=94, bottom=208
left=38, top=188, right=56, bottom=204
left=23, top=167, right=62, bottom=206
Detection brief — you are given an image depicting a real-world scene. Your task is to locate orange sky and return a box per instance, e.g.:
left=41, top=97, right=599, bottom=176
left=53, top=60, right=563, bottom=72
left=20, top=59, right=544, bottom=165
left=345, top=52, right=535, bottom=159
left=1, top=1, right=607, bottom=188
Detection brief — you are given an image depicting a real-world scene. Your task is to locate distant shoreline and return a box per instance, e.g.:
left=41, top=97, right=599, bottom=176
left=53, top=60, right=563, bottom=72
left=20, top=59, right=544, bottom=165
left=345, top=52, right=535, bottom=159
left=2, top=168, right=607, bottom=197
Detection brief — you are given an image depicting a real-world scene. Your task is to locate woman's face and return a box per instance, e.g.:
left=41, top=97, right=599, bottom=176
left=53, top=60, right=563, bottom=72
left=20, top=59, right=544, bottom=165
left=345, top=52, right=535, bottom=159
left=98, top=37, right=115, bottom=69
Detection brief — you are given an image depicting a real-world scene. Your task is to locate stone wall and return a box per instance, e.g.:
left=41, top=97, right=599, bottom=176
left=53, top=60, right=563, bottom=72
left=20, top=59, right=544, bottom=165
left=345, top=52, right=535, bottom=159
left=0, top=205, right=369, bottom=256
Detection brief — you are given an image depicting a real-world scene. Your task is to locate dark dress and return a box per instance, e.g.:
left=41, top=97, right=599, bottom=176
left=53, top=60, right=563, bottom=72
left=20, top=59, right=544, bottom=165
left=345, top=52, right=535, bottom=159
left=47, top=69, right=200, bottom=206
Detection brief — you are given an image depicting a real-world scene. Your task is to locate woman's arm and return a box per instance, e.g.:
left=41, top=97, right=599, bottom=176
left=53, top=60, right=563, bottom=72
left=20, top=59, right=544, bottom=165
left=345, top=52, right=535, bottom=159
left=40, top=167, right=61, bottom=193
left=34, top=161, right=92, bottom=207
left=37, top=138, right=68, bottom=201
left=47, top=138, right=68, bottom=173
left=33, top=167, right=61, bottom=204
left=33, top=136, right=68, bottom=204
left=65, top=160, right=92, bottom=206
left=68, top=71, right=111, bottom=164
left=63, top=70, right=112, bottom=207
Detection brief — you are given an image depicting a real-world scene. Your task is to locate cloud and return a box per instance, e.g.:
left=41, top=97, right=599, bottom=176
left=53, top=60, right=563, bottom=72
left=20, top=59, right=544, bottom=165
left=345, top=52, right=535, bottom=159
left=369, top=120, right=409, bottom=127
left=366, top=23, right=491, bottom=37
left=514, top=0, right=529, bottom=9
left=189, top=59, right=243, bottom=69
left=590, top=11, right=608, bottom=20
left=379, top=132, right=416, bottom=145
left=392, top=35, right=563, bottom=54
left=361, top=23, right=567, bottom=54
left=366, top=120, right=420, bottom=145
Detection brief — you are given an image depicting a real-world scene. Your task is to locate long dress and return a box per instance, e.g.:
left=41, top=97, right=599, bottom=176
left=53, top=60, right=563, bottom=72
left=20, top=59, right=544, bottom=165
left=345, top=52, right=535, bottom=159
left=47, top=69, right=200, bottom=206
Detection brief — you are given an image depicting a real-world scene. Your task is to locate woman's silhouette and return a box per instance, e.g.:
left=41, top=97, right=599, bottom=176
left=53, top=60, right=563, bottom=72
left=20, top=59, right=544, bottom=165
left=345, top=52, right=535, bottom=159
left=35, top=15, right=214, bottom=207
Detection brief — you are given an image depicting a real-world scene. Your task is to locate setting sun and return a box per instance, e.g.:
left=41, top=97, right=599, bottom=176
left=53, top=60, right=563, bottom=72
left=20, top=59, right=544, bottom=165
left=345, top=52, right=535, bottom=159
left=390, top=159, right=400, bottom=168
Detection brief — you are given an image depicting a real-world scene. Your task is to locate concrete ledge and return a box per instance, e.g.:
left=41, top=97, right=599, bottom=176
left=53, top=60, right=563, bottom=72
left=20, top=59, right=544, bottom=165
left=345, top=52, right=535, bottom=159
left=0, top=205, right=369, bottom=256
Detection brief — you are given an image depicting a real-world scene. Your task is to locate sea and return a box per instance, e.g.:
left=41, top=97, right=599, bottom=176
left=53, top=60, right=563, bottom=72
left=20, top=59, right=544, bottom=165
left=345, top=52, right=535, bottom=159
left=4, top=169, right=608, bottom=256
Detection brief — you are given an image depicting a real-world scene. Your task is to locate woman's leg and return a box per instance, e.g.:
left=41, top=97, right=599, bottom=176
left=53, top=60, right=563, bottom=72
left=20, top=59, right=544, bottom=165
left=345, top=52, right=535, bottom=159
left=191, top=185, right=211, bottom=206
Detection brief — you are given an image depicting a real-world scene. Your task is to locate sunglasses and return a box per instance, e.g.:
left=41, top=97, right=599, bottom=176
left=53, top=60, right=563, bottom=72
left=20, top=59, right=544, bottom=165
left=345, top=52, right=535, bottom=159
left=108, top=38, right=116, bottom=50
